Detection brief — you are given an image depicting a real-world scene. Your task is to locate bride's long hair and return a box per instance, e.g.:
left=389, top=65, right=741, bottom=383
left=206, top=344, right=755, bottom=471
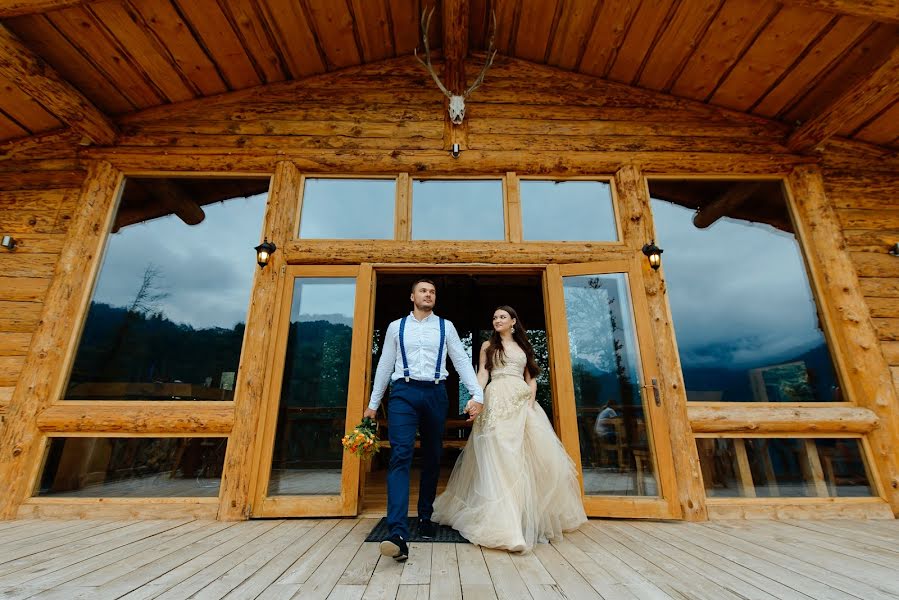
left=485, top=305, right=541, bottom=378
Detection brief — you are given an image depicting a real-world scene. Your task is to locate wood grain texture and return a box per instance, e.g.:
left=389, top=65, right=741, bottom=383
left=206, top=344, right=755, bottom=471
left=689, top=405, right=880, bottom=433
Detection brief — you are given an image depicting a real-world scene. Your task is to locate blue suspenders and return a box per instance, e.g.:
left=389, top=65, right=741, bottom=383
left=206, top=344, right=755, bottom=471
left=398, top=316, right=445, bottom=384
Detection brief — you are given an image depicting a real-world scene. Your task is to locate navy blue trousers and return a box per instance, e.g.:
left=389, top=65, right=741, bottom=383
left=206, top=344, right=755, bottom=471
left=386, top=379, right=448, bottom=540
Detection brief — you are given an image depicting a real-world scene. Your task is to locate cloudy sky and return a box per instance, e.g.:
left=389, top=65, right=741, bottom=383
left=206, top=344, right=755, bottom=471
left=650, top=198, right=825, bottom=368
left=92, top=191, right=268, bottom=330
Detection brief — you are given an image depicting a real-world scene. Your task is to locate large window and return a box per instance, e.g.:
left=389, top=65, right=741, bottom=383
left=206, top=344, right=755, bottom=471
left=649, top=180, right=840, bottom=403
left=64, top=177, right=269, bottom=401
left=412, top=179, right=505, bottom=240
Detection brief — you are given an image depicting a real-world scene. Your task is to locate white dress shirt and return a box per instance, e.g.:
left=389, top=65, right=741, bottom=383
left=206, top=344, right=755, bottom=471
left=368, top=312, right=484, bottom=410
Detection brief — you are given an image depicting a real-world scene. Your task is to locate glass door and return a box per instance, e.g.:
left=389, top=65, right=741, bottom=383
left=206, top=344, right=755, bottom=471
left=251, top=265, right=374, bottom=517
left=545, top=260, right=680, bottom=519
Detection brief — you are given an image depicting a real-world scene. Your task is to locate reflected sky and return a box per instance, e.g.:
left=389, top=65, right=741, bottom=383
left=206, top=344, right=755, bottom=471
left=300, top=178, right=395, bottom=239
left=291, top=279, right=356, bottom=324
left=412, top=179, right=504, bottom=240
left=650, top=198, right=824, bottom=367
left=92, top=193, right=267, bottom=330
left=521, top=180, right=617, bottom=241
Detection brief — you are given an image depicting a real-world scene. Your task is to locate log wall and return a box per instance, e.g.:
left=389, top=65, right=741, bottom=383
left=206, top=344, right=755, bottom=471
left=0, top=55, right=896, bottom=519
left=0, top=161, right=84, bottom=423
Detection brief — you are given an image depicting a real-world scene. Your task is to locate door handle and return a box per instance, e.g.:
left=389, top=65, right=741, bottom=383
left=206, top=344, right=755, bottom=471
left=643, top=378, right=662, bottom=407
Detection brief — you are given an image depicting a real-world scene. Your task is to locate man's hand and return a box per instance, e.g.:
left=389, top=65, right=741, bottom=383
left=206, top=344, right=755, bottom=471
left=464, top=400, right=482, bottom=422
left=363, top=407, right=377, bottom=420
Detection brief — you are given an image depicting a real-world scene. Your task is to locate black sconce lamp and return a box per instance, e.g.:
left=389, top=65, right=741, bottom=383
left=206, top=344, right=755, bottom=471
left=254, top=238, right=277, bottom=268
left=0, top=235, right=16, bottom=251
left=451, top=143, right=461, bottom=159
left=889, top=243, right=899, bottom=257
left=642, top=240, right=663, bottom=270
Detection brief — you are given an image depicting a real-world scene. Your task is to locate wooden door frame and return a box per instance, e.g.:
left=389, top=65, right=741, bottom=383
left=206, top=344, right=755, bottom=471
left=545, top=258, right=682, bottom=519
left=250, top=264, right=374, bottom=517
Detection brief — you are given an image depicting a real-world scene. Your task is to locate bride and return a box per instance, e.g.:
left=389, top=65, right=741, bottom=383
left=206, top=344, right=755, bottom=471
left=433, top=306, right=587, bottom=552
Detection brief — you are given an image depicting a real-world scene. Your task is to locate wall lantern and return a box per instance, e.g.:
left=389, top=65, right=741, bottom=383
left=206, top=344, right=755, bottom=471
left=889, top=243, right=899, bottom=257
left=1, top=235, right=16, bottom=251
left=254, top=238, right=277, bottom=268
left=642, top=240, right=663, bottom=270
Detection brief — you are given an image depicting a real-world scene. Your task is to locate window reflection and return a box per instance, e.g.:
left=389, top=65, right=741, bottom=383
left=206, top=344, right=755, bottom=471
left=65, top=178, right=269, bottom=401
left=412, top=179, right=504, bottom=240
left=649, top=181, right=840, bottom=403
left=37, top=437, right=226, bottom=497
left=268, top=278, right=356, bottom=496
left=299, top=178, right=395, bottom=239
left=563, top=273, right=657, bottom=496
left=698, top=437, right=873, bottom=497
left=521, top=180, right=617, bottom=241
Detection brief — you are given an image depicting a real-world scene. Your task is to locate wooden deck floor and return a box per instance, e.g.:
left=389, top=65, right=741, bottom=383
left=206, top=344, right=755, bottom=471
left=0, top=517, right=897, bottom=599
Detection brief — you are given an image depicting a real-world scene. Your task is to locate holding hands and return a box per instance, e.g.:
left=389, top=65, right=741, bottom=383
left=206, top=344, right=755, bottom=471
left=464, top=400, right=483, bottom=422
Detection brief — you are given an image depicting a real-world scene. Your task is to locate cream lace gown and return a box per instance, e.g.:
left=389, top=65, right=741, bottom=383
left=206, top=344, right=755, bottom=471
left=433, top=345, right=587, bottom=552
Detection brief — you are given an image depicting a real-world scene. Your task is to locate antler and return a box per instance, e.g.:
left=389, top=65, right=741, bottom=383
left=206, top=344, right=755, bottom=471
left=463, top=10, right=497, bottom=98
left=414, top=6, right=452, bottom=99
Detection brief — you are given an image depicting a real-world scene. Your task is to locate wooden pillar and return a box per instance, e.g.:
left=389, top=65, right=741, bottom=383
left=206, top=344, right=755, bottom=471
left=217, top=161, right=300, bottom=520
left=786, top=165, right=899, bottom=514
left=614, top=164, right=708, bottom=520
left=0, top=161, right=122, bottom=519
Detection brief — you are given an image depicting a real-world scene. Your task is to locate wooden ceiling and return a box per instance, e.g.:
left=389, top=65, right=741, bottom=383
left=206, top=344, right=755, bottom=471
left=0, top=0, right=897, bottom=151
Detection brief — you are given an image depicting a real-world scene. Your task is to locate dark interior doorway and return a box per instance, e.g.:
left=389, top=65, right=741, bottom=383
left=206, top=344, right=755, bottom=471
left=361, top=272, right=550, bottom=514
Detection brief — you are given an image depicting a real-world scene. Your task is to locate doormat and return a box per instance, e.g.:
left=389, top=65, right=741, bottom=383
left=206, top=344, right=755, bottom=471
left=365, top=517, right=469, bottom=543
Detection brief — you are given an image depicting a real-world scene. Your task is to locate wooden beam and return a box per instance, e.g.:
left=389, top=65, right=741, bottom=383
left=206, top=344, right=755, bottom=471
left=777, top=0, right=899, bottom=23
left=689, top=404, right=880, bottom=434
left=788, top=46, right=899, bottom=152
left=36, top=402, right=234, bottom=434
left=786, top=165, right=899, bottom=515
left=692, top=181, right=765, bottom=228
left=0, top=1, right=92, bottom=18
left=0, top=160, right=122, bottom=519
left=217, top=161, right=299, bottom=521
left=0, top=24, right=116, bottom=145
left=442, top=0, right=468, bottom=93
left=614, top=164, right=708, bottom=521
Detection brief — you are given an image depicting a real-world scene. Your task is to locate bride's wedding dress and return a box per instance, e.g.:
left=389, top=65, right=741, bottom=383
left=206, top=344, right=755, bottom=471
left=433, top=345, right=587, bottom=552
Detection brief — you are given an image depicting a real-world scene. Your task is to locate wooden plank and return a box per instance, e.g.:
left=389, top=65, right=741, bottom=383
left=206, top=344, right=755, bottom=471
left=0, top=22, right=115, bottom=144
left=126, top=0, right=227, bottom=97
left=861, top=278, right=899, bottom=298
left=218, top=0, right=288, bottom=84
left=305, top=0, right=362, bottom=70
left=351, top=0, right=392, bottom=63
left=688, top=404, right=880, bottom=433
left=0, top=355, right=24, bottom=386
left=531, top=542, right=602, bottom=599
left=513, top=0, right=557, bottom=64
left=0, top=160, right=122, bottom=519
left=850, top=251, right=899, bottom=278
left=578, top=1, right=640, bottom=78
left=388, top=0, right=420, bottom=56
left=257, top=0, right=327, bottom=79
left=711, top=7, right=835, bottom=112
left=777, top=0, right=899, bottom=23
left=172, top=0, right=261, bottom=90
left=754, top=15, right=873, bottom=118
left=671, top=1, right=780, bottom=101
left=874, top=317, right=899, bottom=340
left=0, top=255, right=58, bottom=279
left=400, top=542, right=432, bottom=585
left=86, top=1, right=196, bottom=104
left=607, top=0, right=677, bottom=86
left=360, top=541, right=405, bottom=599
left=637, top=0, right=722, bottom=91
left=545, top=0, right=602, bottom=71
left=788, top=43, right=899, bottom=151
left=836, top=208, right=899, bottom=230
left=218, top=161, right=296, bottom=520
left=429, top=543, right=461, bottom=600
left=855, top=99, right=899, bottom=145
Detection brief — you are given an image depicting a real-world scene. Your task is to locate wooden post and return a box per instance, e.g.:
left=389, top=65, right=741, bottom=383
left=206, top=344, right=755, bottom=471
left=614, top=164, right=708, bottom=520
left=217, top=161, right=300, bottom=520
left=0, top=160, right=121, bottom=519
left=786, top=165, right=899, bottom=515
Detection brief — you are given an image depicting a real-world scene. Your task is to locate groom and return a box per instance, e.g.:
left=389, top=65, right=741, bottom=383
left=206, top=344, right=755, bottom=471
left=364, top=278, right=483, bottom=561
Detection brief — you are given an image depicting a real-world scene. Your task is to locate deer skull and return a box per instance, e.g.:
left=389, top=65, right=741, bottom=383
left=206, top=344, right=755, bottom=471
left=415, top=8, right=497, bottom=125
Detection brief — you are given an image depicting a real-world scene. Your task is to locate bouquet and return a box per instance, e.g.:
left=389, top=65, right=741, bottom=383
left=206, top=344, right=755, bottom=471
left=341, top=417, right=381, bottom=460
